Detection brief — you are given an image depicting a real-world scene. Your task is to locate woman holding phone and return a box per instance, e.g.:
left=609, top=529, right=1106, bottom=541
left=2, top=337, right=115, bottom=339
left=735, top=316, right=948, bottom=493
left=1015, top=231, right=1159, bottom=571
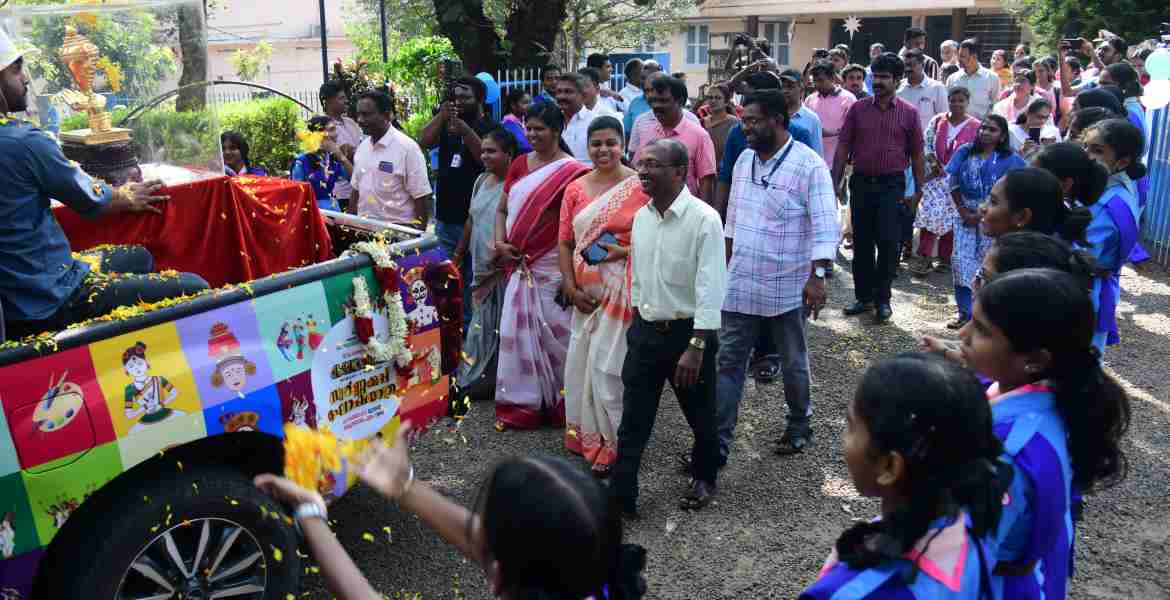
left=1008, top=98, right=1061, bottom=159
left=557, top=116, right=647, bottom=477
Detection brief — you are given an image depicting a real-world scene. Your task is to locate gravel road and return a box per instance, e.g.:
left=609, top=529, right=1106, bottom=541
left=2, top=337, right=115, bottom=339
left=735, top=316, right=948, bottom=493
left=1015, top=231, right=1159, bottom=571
left=301, top=258, right=1170, bottom=599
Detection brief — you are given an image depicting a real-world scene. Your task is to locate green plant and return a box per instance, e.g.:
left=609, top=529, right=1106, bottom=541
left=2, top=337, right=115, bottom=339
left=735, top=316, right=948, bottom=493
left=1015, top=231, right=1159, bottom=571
left=386, top=36, right=456, bottom=120
left=229, top=41, right=274, bottom=82
left=57, top=97, right=304, bottom=176
left=400, top=111, right=432, bottom=140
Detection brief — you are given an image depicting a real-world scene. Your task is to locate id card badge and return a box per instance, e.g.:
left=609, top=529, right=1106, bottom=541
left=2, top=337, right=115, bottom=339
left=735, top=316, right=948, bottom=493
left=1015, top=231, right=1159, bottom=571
left=378, top=161, right=395, bottom=174
left=451, top=153, right=463, bottom=168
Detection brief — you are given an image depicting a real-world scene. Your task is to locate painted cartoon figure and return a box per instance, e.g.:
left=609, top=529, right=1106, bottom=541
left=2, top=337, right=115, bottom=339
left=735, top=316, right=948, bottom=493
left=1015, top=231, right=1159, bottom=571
left=276, top=323, right=293, bottom=361
left=294, top=318, right=307, bottom=360
left=32, top=371, right=85, bottom=432
left=289, top=397, right=310, bottom=427
left=208, top=322, right=257, bottom=394
left=306, top=315, right=324, bottom=350
left=219, top=411, right=260, bottom=433
left=402, top=267, right=437, bottom=329
left=46, top=498, right=79, bottom=529
left=0, top=513, right=15, bottom=559
left=122, top=341, right=184, bottom=432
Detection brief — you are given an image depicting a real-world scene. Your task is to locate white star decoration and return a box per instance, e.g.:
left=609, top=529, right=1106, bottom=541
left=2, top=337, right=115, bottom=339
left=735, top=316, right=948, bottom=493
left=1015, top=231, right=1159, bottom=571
left=843, top=15, right=863, bottom=40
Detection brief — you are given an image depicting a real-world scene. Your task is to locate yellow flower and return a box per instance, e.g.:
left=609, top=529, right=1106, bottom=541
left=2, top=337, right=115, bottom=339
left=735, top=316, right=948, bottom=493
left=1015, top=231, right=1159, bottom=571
left=96, top=57, right=124, bottom=93
left=296, top=129, right=326, bottom=155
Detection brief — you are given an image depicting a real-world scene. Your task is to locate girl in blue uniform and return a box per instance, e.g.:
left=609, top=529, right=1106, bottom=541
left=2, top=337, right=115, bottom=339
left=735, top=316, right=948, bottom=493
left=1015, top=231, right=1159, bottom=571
left=959, top=269, right=1130, bottom=600
left=800, top=354, right=1007, bottom=599
left=1079, top=120, right=1148, bottom=353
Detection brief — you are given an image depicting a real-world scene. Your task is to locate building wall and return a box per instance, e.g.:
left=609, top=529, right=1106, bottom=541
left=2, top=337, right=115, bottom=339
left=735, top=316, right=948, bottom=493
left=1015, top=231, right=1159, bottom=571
left=205, top=0, right=357, bottom=93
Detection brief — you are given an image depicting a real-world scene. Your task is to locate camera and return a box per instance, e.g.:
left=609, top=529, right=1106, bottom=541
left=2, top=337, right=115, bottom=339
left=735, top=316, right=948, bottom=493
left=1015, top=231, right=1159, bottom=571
left=441, top=59, right=465, bottom=103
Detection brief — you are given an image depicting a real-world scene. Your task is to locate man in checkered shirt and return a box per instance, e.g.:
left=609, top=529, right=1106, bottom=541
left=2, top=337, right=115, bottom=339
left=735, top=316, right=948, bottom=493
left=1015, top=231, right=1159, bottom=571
left=715, top=89, right=838, bottom=461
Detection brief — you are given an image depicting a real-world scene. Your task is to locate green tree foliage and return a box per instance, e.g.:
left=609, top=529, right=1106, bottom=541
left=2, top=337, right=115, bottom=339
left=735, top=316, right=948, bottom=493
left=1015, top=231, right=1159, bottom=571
left=12, top=2, right=178, bottom=98
left=561, top=0, right=693, bottom=66
left=1009, top=0, right=1164, bottom=54
left=229, top=40, right=273, bottom=82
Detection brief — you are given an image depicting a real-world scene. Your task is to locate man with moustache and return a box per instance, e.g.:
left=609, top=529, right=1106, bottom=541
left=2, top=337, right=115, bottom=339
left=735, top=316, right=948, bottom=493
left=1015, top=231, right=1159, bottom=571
left=629, top=75, right=716, bottom=206
left=612, top=138, right=726, bottom=517
left=716, top=89, right=836, bottom=460
left=945, top=38, right=1000, bottom=119
left=556, top=72, right=597, bottom=166
left=353, top=91, right=433, bottom=226
left=778, top=68, right=823, bottom=157
left=833, top=52, right=924, bottom=324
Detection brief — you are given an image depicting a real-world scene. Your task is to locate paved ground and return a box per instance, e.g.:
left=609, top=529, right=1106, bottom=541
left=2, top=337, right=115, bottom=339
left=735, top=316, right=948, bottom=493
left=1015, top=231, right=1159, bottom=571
left=301, top=256, right=1170, bottom=599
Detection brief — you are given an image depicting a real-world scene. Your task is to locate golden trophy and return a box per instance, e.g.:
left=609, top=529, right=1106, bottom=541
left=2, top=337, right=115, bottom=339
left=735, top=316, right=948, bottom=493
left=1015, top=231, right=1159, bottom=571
left=58, top=25, right=131, bottom=145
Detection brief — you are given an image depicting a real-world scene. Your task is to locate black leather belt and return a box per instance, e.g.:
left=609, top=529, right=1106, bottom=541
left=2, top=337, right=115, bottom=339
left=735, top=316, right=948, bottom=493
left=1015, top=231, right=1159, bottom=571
left=646, top=317, right=692, bottom=334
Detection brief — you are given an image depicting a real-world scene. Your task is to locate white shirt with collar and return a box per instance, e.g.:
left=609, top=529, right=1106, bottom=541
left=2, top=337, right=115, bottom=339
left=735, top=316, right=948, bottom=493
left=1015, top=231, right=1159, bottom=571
left=631, top=186, right=727, bottom=330
left=332, top=115, right=364, bottom=200
left=946, top=65, right=1001, bottom=120
left=562, top=105, right=599, bottom=167
left=620, top=83, right=643, bottom=105
left=897, top=76, right=949, bottom=132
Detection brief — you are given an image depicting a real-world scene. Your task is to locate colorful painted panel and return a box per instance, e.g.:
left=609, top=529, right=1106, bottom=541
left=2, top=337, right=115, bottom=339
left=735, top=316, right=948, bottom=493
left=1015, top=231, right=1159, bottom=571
left=0, top=473, right=40, bottom=560
left=89, top=323, right=203, bottom=439
left=276, top=371, right=316, bottom=430
left=21, top=442, right=121, bottom=546
left=175, top=301, right=276, bottom=409
left=395, top=328, right=450, bottom=428
left=253, top=281, right=331, bottom=381
left=397, top=251, right=447, bottom=336
left=0, top=406, right=19, bottom=478
left=116, top=412, right=207, bottom=471
left=202, top=386, right=283, bottom=437
left=323, top=265, right=375, bottom=325
left=0, top=548, right=43, bottom=599
left=0, top=347, right=115, bottom=472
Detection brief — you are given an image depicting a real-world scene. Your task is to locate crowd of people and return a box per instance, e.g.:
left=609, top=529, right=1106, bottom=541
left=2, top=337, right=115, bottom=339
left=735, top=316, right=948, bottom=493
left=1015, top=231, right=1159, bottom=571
left=1, top=15, right=1159, bottom=596
left=227, top=29, right=1158, bottom=599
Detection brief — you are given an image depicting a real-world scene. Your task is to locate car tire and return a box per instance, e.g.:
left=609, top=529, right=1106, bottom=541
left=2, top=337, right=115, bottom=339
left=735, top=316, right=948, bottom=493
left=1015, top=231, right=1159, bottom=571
left=53, top=463, right=301, bottom=599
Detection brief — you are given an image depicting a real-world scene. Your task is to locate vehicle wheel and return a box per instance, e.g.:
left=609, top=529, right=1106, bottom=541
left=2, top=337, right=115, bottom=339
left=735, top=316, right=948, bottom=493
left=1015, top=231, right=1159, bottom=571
left=57, top=464, right=301, bottom=599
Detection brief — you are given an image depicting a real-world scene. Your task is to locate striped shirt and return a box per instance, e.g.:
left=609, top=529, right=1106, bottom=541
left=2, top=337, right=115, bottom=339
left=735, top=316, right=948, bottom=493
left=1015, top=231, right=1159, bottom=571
left=839, top=96, right=924, bottom=176
left=724, top=137, right=838, bottom=316
left=630, top=111, right=716, bottom=197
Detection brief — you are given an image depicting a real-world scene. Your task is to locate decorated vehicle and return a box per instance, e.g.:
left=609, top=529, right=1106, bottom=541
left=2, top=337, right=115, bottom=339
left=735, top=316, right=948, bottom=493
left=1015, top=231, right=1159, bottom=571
left=0, top=2, right=460, bottom=598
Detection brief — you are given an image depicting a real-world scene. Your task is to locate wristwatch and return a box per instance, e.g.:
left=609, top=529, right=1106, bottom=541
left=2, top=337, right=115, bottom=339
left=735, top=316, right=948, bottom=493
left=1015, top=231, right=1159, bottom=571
left=688, top=337, right=706, bottom=350
left=813, top=266, right=827, bottom=279
left=294, top=502, right=328, bottom=524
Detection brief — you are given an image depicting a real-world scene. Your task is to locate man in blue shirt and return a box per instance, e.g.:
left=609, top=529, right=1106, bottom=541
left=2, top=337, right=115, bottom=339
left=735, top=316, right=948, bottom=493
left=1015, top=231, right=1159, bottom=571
left=0, top=46, right=208, bottom=340
left=713, top=71, right=820, bottom=386
left=529, top=64, right=562, bottom=113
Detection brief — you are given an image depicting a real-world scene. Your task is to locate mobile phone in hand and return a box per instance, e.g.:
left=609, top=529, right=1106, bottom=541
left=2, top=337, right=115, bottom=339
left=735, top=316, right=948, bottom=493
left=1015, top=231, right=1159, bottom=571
left=1028, top=127, right=1042, bottom=143
left=581, top=231, right=620, bottom=266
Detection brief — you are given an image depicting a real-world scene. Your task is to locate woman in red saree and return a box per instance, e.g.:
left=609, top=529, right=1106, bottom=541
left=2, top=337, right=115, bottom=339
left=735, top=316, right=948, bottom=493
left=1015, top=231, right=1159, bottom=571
left=492, top=105, right=591, bottom=430
left=558, top=116, right=647, bottom=477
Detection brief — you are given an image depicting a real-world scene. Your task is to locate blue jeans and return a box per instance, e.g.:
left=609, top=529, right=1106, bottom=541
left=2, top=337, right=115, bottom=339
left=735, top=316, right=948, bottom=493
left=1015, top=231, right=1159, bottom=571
left=716, top=309, right=812, bottom=463
left=435, top=219, right=472, bottom=329
left=955, top=285, right=973, bottom=321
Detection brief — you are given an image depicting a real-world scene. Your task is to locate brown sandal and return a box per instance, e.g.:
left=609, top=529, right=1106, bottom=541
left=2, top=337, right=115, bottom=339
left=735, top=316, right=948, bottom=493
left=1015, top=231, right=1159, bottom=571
left=494, top=420, right=508, bottom=432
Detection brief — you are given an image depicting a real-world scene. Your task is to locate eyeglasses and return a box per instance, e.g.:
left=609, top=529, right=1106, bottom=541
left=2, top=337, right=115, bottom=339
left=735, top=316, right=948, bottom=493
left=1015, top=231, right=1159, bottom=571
left=635, top=160, right=685, bottom=171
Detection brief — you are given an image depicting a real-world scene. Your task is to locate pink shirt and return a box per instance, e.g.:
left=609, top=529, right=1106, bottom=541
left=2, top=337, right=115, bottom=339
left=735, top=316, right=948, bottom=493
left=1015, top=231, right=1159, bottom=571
left=630, top=112, right=717, bottom=197
left=803, top=87, right=856, bottom=164
left=351, top=127, right=432, bottom=225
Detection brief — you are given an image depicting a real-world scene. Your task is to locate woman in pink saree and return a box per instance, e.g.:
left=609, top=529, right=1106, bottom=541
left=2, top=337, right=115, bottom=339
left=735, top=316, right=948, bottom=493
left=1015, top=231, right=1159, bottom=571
left=558, top=116, right=647, bottom=476
left=492, top=105, right=590, bottom=430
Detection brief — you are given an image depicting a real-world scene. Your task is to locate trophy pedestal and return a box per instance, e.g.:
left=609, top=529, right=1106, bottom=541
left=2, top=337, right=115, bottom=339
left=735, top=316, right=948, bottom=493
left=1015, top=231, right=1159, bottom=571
left=62, top=137, right=142, bottom=187
left=60, top=126, right=132, bottom=145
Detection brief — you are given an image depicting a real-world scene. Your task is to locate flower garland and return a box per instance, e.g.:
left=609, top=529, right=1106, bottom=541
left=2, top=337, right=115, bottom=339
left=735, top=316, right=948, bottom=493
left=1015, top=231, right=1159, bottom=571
left=349, top=241, right=412, bottom=371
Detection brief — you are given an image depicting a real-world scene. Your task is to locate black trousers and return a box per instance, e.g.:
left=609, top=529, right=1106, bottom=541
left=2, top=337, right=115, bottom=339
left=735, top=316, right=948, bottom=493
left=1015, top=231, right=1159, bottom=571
left=6, top=245, right=209, bottom=339
left=850, top=172, right=906, bottom=305
left=611, top=314, right=720, bottom=511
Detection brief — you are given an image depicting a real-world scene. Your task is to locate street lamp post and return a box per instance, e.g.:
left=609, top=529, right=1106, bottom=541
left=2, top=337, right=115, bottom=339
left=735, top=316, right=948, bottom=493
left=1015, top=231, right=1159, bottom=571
left=318, top=0, right=328, bottom=82
left=379, top=0, right=388, bottom=62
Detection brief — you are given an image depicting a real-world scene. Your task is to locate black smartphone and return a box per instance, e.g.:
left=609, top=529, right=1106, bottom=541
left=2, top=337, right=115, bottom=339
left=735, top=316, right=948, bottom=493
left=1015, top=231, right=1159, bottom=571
left=1028, top=127, right=1042, bottom=143
left=581, top=231, right=620, bottom=266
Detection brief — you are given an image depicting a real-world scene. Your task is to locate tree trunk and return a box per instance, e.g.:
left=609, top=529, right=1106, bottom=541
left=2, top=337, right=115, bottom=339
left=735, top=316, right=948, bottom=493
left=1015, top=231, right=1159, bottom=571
left=176, top=2, right=208, bottom=112
left=432, top=0, right=567, bottom=72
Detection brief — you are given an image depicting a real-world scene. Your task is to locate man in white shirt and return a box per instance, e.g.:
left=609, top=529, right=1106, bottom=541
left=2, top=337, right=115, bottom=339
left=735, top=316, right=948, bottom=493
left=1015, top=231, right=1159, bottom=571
left=349, top=91, right=433, bottom=227
left=586, top=52, right=626, bottom=112
left=946, top=38, right=1001, bottom=119
left=897, top=49, right=948, bottom=132
left=619, top=58, right=645, bottom=104
left=319, top=81, right=363, bottom=211
left=556, top=73, right=597, bottom=166
left=940, top=40, right=960, bottom=70
left=579, top=67, right=623, bottom=127
left=716, top=90, right=836, bottom=462
left=612, top=138, right=727, bottom=518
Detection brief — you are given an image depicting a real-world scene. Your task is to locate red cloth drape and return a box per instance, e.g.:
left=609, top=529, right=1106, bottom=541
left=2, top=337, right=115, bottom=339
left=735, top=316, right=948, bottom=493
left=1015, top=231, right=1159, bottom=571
left=55, top=176, right=333, bottom=287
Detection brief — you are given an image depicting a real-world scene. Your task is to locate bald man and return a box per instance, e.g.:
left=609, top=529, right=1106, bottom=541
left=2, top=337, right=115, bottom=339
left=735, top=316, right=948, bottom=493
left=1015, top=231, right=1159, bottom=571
left=612, top=139, right=727, bottom=517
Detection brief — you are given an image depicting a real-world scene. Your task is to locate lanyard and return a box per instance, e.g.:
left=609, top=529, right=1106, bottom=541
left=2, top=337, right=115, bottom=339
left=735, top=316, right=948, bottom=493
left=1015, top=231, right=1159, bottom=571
left=750, top=140, right=794, bottom=188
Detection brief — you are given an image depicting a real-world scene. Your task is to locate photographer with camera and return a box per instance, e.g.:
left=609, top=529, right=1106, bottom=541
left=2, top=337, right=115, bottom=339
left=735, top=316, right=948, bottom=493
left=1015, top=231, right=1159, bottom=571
left=420, top=75, right=499, bottom=266
left=721, top=34, right=780, bottom=93
left=1059, top=31, right=1128, bottom=97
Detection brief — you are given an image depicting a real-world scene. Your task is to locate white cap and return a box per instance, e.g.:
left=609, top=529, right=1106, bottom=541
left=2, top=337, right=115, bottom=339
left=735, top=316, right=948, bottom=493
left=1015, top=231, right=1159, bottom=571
left=0, top=27, right=24, bottom=72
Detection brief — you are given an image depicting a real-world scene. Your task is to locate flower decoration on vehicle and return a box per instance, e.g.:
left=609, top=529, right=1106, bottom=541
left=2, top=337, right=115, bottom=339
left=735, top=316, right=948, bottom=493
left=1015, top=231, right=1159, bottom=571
left=348, top=241, right=412, bottom=372
left=282, top=423, right=367, bottom=492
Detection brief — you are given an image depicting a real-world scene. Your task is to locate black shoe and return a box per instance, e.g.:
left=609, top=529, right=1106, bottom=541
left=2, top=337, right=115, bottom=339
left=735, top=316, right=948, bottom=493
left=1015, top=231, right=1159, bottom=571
left=775, top=432, right=811, bottom=455
left=843, top=301, right=875, bottom=316
left=876, top=304, right=893, bottom=322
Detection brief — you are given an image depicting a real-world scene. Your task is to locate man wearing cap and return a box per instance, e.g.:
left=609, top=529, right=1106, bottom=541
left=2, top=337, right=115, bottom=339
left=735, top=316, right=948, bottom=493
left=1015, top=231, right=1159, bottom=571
left=0, top=33, right=209, bottom=339
left=778, top=68, right=823, bottom=157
